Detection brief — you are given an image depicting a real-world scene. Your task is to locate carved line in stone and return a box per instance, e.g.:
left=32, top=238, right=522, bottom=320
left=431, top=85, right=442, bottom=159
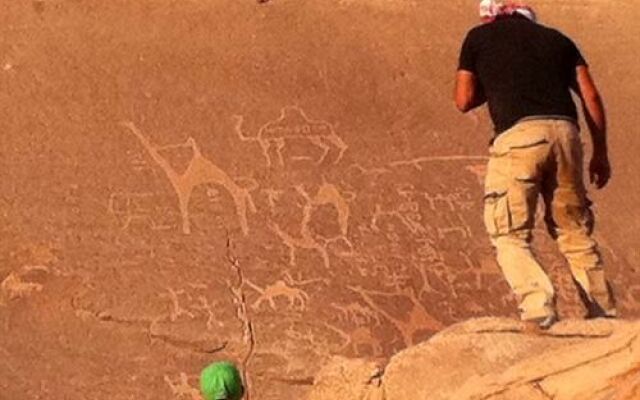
left=121, top=121, right=256, bottom=235
left=323, top=322, right=384, bottom=357
left=269, top=183, right=355, bottom=269
left=233, top=106, right=348, bottom=167
left=389, top=155, right=489, bottom=171
left=348, top=285, right=444, bottom=346
left=244, top=272, right=324, bottom=312
left=107, top=192, right=173, bottom=231
left=163, top=373, right=201, bottom=400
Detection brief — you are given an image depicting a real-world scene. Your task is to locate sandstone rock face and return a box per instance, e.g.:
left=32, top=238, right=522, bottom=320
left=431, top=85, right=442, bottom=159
left=309, top=318, right=640, bottom=400
left=1, top=1, right=640, bottom=399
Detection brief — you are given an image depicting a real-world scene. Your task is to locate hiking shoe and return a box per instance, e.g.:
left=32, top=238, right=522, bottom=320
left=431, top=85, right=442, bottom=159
left=524, top=314, right=557, bottom=331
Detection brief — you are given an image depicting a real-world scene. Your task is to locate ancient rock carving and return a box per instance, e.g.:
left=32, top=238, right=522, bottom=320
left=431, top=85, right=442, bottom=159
left=389, top=155, right=489, bottom=171
left=245, top=272, right=323, bottom=312
left=324, top=324, right=384, bottom=357
left=332, top=302, right=382, bottom=326
left=193, top=296, right=218, bottom=331
left=107, top=192, right=172, bottom=231
left=161, top=288, right=196, bottom=322
left=0, top=271, right=44, bottom=306
left=259, top=326, right=337, bottom=375
left=371, top=203, right=428, bottom=236
left=121, top=122, right=256, bottom=235
left=348, top=285, right=444, bottom=346
left=163, top=373, right=201, bottom=400
left=270, top=183, right=354, bottom=269
left=233, top=106, right=348, bottom=167
left=465, top=163, right=487, bottom=186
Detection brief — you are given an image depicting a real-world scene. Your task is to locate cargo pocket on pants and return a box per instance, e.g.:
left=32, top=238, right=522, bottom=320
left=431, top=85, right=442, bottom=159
left=484, top=190, right=509, bottom=237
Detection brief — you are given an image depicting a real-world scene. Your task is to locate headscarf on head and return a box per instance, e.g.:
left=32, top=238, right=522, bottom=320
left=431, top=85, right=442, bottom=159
left=479, top=0, right=501, bottom=22
left=479, top=0, right=537, bottom=23
left=503, top=2, right=537, bottom=22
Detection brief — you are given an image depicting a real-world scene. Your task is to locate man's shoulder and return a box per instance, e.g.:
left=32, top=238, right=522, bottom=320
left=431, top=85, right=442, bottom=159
left=466, top=23, right=491, bottom=37
left=536, top=24, right=575, bottom=44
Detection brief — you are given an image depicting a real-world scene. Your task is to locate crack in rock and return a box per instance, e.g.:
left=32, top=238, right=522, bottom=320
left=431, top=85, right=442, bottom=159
left=226, top=233, right=256, bottom=400
left=472, top=332, right=640, bottom=400
left=533, top=381, right=554, bottom=400
left=70, top=296, right=227, bottom=354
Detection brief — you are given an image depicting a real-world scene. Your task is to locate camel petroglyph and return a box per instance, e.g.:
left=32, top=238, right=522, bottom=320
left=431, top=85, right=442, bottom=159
left=245, top=272, right=325, bottom=311
left=270, top=183, right=354, bottom=269
left=121, top=121, right=256, bottom=235
left=233, top=106, right=348, bottom=167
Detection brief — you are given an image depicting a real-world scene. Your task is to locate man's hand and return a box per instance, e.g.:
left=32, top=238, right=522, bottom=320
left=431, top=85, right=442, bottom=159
left=573, top=65, right=610, bottom=190
left=589, top=153, right=611, bottom=189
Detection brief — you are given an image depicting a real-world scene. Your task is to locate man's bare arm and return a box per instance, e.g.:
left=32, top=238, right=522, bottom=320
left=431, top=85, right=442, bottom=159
left=454, top=70, right=486, bottom=112
left=573, top=65, right=610, bottom=189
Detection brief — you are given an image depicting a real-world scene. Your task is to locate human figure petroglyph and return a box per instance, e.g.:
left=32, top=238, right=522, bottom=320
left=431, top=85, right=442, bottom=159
left=262, top=188, right=284, bottom=212
left=192, top=296, right=218, bottom=330
left=348, top=285, right=444, bottom=346
left=233, top=106, right=348, bottom=167
left=245, top=272, right=324, bottom=311
left=121, top=121, right=256, bottom=235
left=161, top=288, right=196, bottom=322
left=164, top=373, right=202, bottom=400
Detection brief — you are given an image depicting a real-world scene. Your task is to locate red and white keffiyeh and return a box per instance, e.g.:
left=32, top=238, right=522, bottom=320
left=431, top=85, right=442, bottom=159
left=479, top=0, right=537, bottom=23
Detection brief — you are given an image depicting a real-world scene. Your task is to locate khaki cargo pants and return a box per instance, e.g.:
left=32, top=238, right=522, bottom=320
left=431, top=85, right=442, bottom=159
left=484, top=119, right=616, bottom=321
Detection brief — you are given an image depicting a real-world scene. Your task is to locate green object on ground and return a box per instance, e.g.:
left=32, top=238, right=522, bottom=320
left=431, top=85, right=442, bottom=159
left=200, top=361, right=244, bottom=400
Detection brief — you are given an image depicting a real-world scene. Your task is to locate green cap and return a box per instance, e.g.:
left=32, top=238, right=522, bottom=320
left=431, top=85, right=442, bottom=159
left=199, top=361, right=244, bottom=400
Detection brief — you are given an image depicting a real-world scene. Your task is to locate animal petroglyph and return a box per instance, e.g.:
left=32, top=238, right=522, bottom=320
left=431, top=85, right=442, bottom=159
left=270, top=183, right=354, bottom=269
left=233, top=106, right=348, bottom=167
left=331, top=302, right=381, bottom=326
left=313, top=181, right=353, bottom=237
left=371, top=204, right=428, bottom=236
left=245, top=272, right=324, bottom=312
left=121, top=122, right=256, bottom=235
left=0, top=271, right=44, bottom=306
left=324, top=324, right=384, bottom=357
left=107, top=192, right=172, bottom=231
left=348, top=285, right=444, bottom=346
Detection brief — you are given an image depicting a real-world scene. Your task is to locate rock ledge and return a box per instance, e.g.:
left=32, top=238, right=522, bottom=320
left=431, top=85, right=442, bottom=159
left=308, top=317, right=640, bottom=400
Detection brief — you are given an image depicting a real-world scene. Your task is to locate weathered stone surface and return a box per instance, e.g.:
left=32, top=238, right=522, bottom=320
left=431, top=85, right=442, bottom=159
left=307, top=356, right=384, bottom=400
left=309, top=318, right=640, bottom=400
left=1, top=1, right=640, bottom=399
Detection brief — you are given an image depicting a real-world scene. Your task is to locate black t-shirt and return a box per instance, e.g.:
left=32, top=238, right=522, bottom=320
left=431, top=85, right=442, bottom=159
left=458, top=15, right=587, bottom=134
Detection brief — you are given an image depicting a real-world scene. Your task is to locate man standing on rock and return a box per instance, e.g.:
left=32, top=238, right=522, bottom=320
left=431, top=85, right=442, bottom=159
left=454, top=0, right=617, bottom=328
